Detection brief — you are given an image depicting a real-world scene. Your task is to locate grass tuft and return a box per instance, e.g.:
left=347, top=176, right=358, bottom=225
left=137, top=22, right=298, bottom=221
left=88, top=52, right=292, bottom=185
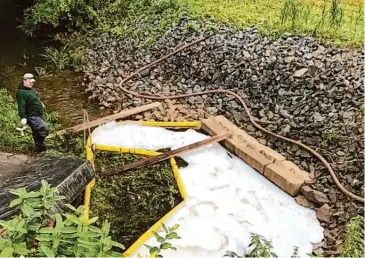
left=341, top=215, right=364, bottom=257
left=91, top=151, right=182, bottom=248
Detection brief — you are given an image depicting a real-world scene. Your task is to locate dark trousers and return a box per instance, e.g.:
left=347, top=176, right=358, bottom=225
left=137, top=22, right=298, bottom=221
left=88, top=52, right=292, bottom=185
left=27, top=116, right=49, bottom=152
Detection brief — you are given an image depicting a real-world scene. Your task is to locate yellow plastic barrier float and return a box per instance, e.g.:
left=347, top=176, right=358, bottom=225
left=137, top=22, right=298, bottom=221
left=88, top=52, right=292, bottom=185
left=84, top=120, right=200, bottom=256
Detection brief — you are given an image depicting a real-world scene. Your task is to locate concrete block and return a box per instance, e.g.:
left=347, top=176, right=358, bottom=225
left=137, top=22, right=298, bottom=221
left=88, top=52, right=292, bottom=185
left=264, top=161, right=308, bottom=196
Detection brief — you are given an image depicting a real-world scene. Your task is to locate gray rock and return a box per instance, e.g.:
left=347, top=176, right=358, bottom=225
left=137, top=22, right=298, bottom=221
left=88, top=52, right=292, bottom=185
left=301, top=186, right=330, bottom=205
left=316, top=204, right=331, bottom=223
left=294, top=68, right=308, bottom=77
left=206, top=107, right=219, bottom=114
left=313, top=112, right=325, bottom=122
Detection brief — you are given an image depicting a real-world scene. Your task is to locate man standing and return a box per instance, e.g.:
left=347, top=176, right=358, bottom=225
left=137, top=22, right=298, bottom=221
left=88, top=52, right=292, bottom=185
left=16, top=73, right=48, bottom=153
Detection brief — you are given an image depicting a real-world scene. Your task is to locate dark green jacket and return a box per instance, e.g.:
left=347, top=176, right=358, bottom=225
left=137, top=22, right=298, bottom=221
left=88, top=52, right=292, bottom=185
left=16, top=83, right=44, bottom=118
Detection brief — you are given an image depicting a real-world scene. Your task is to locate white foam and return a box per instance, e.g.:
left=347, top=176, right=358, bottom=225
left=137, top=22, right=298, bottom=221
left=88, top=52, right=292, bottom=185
left=92, top=123, right=323, bottom=257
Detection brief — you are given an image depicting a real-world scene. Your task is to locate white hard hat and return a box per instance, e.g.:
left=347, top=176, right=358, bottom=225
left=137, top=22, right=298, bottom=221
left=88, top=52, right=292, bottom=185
left=23, top=73, right=36, bottom=82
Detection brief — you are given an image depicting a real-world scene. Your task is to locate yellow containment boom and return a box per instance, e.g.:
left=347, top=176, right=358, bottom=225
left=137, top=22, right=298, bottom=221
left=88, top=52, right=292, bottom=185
left=84, top=121, right=196, bottom=255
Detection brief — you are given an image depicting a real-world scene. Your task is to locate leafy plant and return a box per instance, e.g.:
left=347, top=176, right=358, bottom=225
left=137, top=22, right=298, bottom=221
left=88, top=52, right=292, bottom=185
left=0, top=180, right=125, bottom=257
left=40, top=44, right=85, bottom=71
left=341, top=215, right=364, bottom=257
left=40, top=45, right=70, bottom=70
left=224, top=233, right=277, bottom=258
left=140, top=223, right=180, bottom=258
left=68, top=47, right=85, bottom=72
left=247, top=234, right=277, bottom=258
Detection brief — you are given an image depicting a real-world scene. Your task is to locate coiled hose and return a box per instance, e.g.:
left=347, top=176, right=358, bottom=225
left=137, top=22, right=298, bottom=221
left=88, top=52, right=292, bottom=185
left=117, top=35, right=364, bottom=203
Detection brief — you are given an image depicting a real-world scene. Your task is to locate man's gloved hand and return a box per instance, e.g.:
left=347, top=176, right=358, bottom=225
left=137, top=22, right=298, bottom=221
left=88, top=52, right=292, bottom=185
left=20, top=118, right=27, bottom=126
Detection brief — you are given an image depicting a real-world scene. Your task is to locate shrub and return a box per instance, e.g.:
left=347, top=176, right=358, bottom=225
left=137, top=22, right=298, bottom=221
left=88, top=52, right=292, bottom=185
left=40, top=44, right=85, bottom=71
left=224, top=233, right=278, bottom=258
left=0, top=180, right=125, bottom=257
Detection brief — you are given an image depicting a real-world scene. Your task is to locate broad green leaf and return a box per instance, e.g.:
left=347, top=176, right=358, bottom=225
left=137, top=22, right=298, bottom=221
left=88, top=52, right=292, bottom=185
left=64, top=214, right=81, bottom=225
left=162, top=223, right=168, bottom=233
left=111, top=240, right=125, bottom=250
left=16, top=227, right=27, bottom=234
left=24, top=191, right=41, bottom=198
left=0, top=220, right=9, bottom=227
left=15, top=219, right=26, bottom=231
left=106, top=250, right=124, bottom=257
left=27, top=224, right=41, bottom=232
left=60, top=227, right=77, bottom=234
left=101, top=236, right=113, bottom=247
left=40, top=245, right=55, bottom=258
left=9, top=188, right=26, bottom=197
left=85, top=251, right=99, bottom=257
left=101, top=220, right=110, bottom=236
left=88, top=225, right=102, bottom=234
left=54, top=213, right=63, bottom=229
left=41, top=180, right=49, bottom=190
left=39, top=227, right=55, bottom=234
left=78, top=243, right=99, bottom=251
left=9, top=198, right=23, bottom=207
left=103, top=244, right=112, bottom=252
left=160, top=243, right=176, bottom=250
left=86, top=216, right=99, bottom=225
left=76, top=205, right=85, bottom=215
left=60, top=239, right=75, bottom=245
left=170, top=224, right=179, bottom=231
left=73, top=244, right=82, bottom=257
left=166, top=232, right=180, bottom=240
left=0, top=220, right=14, bottom=231
left=78, top=238, right=99, bottom=246
left=78, top=231, right=100, bottom=239
left=149, top=247, right=159, bottom=255
left=49, top=188, right=59, bottom=194
left=50, top=196, right=66, bottom=202
left=152, top=232, right=164, bottom=243
left=53, top=237, right=61, bottom=249
left=14, top=242, right=28, bottom=255
left=60, top=233, right=78, bottom=239
left=36, top=235, right=52, bottom=241
left=64, top=204, right=77, bottom=212
left=20, top=202, right=33, bottom=217
left=144, top=244, right=152, bottom=250
left=0, top=247, right=14, bottom=257
left=0, top=238, right=10, bottom=248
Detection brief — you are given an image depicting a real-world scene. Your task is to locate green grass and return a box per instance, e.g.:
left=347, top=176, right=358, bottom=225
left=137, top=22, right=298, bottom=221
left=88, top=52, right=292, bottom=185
left=175, top=0, right=363, bottom=46
left=341, top=215, right=364, bottom=257
left=93, top=0, right=364, bottom=46
left=24, top=0, right=364, bottom=46
left=90, top=151, right=182, bottom=248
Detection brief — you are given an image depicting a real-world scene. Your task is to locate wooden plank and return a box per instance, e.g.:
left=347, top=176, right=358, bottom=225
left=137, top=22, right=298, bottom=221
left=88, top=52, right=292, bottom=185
left=47, top=102, right=161, bottom=138
left=100, top=133, right=231, bottom=176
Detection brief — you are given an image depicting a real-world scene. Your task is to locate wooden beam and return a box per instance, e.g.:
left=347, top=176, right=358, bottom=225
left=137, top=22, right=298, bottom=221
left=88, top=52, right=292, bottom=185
left=47, top=102, right=161, bottom=138
left=100, top=133, right=231, bottom=176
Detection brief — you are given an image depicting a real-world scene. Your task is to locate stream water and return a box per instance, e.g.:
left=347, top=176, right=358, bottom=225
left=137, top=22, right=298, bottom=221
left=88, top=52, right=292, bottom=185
left=0, top=0, right=101, bottom=127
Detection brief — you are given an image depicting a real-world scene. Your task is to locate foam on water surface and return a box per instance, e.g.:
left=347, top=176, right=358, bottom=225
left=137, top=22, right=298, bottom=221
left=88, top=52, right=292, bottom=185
left=92, top=122, right=323, bottom=257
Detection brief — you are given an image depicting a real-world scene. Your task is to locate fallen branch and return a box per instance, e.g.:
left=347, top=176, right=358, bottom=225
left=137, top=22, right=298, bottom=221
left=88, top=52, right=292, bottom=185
left=100, top=133, right=231, bottom=176
left=47, top=102, right=161, bottom=138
